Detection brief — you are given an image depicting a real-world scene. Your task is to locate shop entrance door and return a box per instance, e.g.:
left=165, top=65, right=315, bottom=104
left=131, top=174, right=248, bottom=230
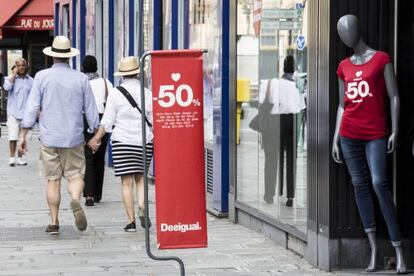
left=0, top=49, right=23, bottom=123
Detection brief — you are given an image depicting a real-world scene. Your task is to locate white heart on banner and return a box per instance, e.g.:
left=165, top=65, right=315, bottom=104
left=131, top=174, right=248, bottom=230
left=171, top=73, right=181, bottom=82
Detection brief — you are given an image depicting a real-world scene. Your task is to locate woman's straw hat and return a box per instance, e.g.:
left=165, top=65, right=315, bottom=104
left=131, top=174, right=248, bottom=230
left=43, top=36, right=79, bottom=58
left=114, top=56, right=140, bottom=76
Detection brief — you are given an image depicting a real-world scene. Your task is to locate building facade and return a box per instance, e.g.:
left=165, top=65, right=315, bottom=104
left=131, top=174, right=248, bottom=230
left=54, top=0, right=414, bottom=271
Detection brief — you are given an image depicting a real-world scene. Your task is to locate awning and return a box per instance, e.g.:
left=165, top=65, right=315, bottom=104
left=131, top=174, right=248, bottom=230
left=0, top=0, right=54, bottom=39
left=0, top=0, right=29, bottom=39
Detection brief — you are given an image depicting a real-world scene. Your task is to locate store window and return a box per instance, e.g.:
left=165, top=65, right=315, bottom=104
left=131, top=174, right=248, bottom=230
left=134, top=0, right=153, bottom=55
left=163, top=0, right=172, bottom=49
left=62, top=4, right=70, bottom=38
left=113, top=0, right=129, bottom=84
left=86, top=0, right=103, bottom=74
left=189, top=0, right=221, bottom=143
left=236, top=0, right=308, bottom=233
left=75, top=0, right=81, bottom=69
left=85, top=0, right=96, bottom=55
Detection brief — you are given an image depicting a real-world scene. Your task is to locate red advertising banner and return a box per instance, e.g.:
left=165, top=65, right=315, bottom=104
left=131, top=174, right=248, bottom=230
left=150, top=50, right=207, bottom=249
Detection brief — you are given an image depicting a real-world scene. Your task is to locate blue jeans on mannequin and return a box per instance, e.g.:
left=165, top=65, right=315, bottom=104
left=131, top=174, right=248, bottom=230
left=340, top=136, right=401, bottom=246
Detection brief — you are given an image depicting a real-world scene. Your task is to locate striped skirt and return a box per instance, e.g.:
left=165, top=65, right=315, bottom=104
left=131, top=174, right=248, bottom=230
left=111, top=140, right=153, bottom=177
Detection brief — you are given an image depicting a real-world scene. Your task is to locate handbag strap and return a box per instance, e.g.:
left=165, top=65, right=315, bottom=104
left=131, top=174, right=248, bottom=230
left=103, top=78, right=108, bottom=101
left=117, top=86, right=153, bottom=128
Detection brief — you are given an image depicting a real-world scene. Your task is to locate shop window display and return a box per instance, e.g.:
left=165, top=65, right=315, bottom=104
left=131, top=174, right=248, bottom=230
left=85, top=0, right=96, bottom=55
left=163, top=0, right=172, bottom=50
left=114, top=0, right=129, bottom=79
left=236, top=0, right=308, bottom=233
left=135, top=0, right=153, bottom=55
left=189, top=0, right=222, bottom=143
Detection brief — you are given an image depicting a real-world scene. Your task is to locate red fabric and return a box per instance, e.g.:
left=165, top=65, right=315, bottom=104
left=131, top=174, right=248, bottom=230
left=337, top=51, right=391, bottom=140
left=0, top=0, right=29, bottom=38
left=151, top=50, right=207, bottom=249
left=18, top=0, right=53, bottom=16
left=0, top=0, right=53, bottom=36
left=0, top=0, right=28, bottom=26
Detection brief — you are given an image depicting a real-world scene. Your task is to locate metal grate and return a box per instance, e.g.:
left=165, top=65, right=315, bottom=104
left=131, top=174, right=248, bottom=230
left=205, top=146, right=214, bottom=194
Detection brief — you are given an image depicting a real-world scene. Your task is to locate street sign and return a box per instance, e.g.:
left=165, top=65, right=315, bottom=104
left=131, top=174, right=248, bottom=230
left=262, top=9, right=301, bottom=19
left=297, top=35, right=306, bottom=51
left=261, top=20, right=302, bottom=31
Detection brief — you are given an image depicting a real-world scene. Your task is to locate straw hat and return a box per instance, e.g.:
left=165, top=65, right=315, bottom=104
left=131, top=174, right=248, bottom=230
left=114, top=56, right=140, bottom=76
left=43, top=36, right=79, bottom=58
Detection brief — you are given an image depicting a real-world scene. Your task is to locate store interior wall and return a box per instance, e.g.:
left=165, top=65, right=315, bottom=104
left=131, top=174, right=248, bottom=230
left=396, top=1, right=414, bottom=240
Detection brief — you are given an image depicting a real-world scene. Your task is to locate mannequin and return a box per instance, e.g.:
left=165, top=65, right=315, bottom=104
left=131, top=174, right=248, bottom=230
left=332, top=15, right=407, bottom=273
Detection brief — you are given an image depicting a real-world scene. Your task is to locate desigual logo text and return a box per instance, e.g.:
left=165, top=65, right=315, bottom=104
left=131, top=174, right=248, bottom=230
left=160, top=222, right=202, bottom=233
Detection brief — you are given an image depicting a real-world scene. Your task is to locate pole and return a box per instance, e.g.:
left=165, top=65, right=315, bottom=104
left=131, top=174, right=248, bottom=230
left=139, top=52, right=186, bottom=276
left=138, top=0, right=145, bottom=56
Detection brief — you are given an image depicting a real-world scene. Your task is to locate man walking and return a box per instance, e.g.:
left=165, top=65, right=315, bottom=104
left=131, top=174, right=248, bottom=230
left=3, top=59, right=33, bottom=166
left=18, top=36, right=99, bottom=234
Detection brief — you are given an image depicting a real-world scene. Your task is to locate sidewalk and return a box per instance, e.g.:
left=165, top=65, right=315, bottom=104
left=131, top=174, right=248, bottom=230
left=0, top=131, right=333, bottom=276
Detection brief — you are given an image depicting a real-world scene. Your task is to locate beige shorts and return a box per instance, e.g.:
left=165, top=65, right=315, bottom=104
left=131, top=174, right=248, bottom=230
left=7, top=116, right=21, bottom=141
left=40, top=144, right=85, bottom=180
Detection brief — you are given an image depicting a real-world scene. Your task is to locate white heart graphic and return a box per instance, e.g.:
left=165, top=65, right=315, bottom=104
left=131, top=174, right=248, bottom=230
left=171, top=73, right=181, bottom=82
left=356, top=71, right=362, bottom=77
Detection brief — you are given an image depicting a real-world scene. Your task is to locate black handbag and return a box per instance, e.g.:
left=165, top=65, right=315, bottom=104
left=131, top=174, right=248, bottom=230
left=249, top=80, right=274, bottom=132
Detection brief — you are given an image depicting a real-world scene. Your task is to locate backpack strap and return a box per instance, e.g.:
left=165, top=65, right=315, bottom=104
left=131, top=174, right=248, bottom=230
left=117, top=86, right=153, bottom=128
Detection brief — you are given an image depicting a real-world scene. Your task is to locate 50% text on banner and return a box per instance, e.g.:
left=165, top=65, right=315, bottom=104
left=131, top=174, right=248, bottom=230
left=139, top=49, right=208, bottom=276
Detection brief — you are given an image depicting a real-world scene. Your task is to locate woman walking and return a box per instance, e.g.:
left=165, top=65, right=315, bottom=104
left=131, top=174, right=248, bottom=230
left=82, top=55, right=113, bottom=206
left=88, top=56, right=153, bottom=232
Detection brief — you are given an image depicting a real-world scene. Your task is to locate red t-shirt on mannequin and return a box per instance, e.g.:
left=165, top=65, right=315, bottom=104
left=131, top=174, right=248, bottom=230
left=337, top=51, right=391, bottom=140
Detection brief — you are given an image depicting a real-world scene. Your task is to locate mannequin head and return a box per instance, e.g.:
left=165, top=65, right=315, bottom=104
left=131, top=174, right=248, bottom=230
left=337, top=14, right=360, bottom=48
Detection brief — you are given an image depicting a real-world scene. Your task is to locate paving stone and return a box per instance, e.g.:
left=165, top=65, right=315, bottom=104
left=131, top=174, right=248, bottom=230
left=0, top=133, right=335, bottom=275
left=1, top=226, right=79, bottom=242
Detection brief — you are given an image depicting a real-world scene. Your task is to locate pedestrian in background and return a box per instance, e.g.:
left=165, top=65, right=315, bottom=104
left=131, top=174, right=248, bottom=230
left=0, top=72, right=5, bottom=89
left=88, top=56, right=153, bottom=232
left=0, top=72, right=4, bottom=136
left=81, top=55, right=113, bottom=206
left=18, top=36, right=99, bottom=235
left=3, top=59, right=33, bottom=166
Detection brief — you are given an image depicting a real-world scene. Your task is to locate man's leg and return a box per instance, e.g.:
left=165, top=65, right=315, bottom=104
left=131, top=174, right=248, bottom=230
left=61, top=145, right=87, bottom=231
left=9, top=141, right=17, bottom=158
left=7, top=116, right=19, bottom=166
left=67, top=176, right=88, bottom=231
left=16, top=128, right=27, bottom=165
left=16, top=128, right=26, bottom=163
left=39, top=145, right=63, bottom=234
left=67, top=176, right=85, bottom=201
left=47, top=178, right=61, bottom=225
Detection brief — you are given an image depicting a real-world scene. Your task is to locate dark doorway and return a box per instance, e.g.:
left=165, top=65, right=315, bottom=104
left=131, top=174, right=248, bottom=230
left=397, top=2, right=414, bottom=239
